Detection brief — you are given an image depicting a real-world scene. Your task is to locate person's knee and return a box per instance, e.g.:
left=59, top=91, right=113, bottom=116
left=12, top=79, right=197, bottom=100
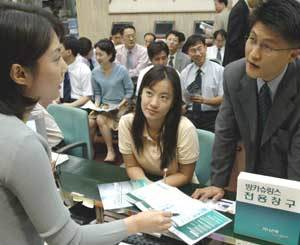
left=96, top=115, right=107, bottom=126
left=89, top=118, right=96, bottom=128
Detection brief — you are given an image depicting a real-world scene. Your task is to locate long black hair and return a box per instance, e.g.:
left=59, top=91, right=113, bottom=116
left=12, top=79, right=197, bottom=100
left=132, top=65, right=182, bottom=170
left=0, top=2, right=64, bottom=119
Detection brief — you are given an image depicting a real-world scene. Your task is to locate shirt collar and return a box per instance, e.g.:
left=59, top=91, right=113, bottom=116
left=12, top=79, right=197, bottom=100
left=192, top=58, right=209, bottom=75
left=257, top=65, right=288, bottom=101
left=169, top=51, right=177, bottom=60
left=126, top=44, right=137, bottom=53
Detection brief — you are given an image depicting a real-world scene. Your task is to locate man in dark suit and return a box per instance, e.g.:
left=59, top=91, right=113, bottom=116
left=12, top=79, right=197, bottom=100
left=193, top=0, right=300, bottom=200
left=222, top=0, right=260, bottom=66
left=166, top=30, right=191, bottom=72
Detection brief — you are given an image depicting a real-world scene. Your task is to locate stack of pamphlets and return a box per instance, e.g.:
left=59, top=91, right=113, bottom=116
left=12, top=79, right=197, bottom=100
left=98, top=179, right=148, bottom=210
left=126, top=181, right=231, bottom=245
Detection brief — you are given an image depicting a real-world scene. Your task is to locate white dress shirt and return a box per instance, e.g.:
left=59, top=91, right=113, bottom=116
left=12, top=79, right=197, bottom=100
left=115, top=44, right=149, bottom=78
left=60, top=56, right=93, bottom=99
left=180, top=60, right=224, bottom=111
left=206, top=45, right=225, bottom=64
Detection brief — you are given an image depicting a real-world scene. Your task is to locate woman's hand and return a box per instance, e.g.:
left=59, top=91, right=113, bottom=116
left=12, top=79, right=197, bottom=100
left=118, top=98, right=128, bottom=109
left=124, top=210, right=172, bottom=234
left=192, top=186, right=225, bottom=201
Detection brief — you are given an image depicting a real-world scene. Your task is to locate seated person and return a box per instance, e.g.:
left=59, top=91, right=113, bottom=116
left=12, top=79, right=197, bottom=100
left=206, top=29, right=227, bottom=64
left=135, top=40, right=169, bottom=96
left=77, top=36, right=98, bottom=70
left=143, top=32, right=156, bottom=48
left=59, top=36, right=93, bottom=107
left=90, top=39, right=134, bottom=162
left=181, top=34, right=224, bottom=132
left=119, top=65, right=199, bottom=187
left=115, top=25, right=149, bottom=82
left=110, top=25, right=123, bottom=46
left=32, top=102, right=64, bottom=151
left=166, top=30, right=191, bottom=72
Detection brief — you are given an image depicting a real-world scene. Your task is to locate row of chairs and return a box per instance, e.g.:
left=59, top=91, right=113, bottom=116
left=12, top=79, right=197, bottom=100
left=47, top=104, right=214, bottom=185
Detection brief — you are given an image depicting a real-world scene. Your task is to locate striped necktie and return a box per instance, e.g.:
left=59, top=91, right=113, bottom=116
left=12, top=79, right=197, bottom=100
left=258, top=82, right=272, bottom=140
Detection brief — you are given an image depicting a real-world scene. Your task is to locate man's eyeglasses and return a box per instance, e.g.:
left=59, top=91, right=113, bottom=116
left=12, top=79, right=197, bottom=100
left=188, top=46, right=206, bottom=54
left=245, top=35, right=299, bottom=56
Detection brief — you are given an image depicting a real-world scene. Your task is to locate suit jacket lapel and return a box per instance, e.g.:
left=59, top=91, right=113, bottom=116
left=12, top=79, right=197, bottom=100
left=237, top=74, right=258, bottom=144
left=261, top=63, right=297, bottom=146
left=175, top=52, right=182, bottom=68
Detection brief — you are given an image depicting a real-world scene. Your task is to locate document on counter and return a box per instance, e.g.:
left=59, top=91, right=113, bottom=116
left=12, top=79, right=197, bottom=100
left=126, top=181, right=231, bottom=245
left=51, top=152, right=69, bottom=167
left=98, top=180, right=148, bottom=210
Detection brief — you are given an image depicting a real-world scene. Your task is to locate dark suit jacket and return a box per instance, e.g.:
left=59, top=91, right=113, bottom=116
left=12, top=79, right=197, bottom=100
left=212, top=58, right=300, bottom=187
left=222, top=0, right=249, bottom=66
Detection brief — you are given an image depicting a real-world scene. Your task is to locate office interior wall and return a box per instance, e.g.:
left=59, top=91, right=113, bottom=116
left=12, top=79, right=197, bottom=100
left=76, top=0, right=215, bottom=44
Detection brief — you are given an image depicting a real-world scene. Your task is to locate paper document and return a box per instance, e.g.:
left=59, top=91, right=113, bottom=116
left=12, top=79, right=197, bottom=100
left=98, top=180, right=148, bottom=210
left=199, top=21, right=213, bottom=31
left=126, top=182, right=231, bottom=245
left=81, top=100, right=118, bottom=112
left=51, top=152, right=69, bottom=167
left=205, top=199, right=236, bottom=214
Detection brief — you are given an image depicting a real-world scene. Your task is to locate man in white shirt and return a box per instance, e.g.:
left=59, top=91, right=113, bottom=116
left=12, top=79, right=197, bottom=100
left=181, top=35, right=224, bottom=132
left=60, top=36, right=93, bottom=107
left=206, top=29, right=227, bottom=64
left=32, top=103, right=64, bottom=150
left=135, top=40, right=169, bottom=96
left=115, top=25, right=149, bottom=83
left=166, top=30, right=191, bottom=72
left=77, top=37, right=98, bottom=70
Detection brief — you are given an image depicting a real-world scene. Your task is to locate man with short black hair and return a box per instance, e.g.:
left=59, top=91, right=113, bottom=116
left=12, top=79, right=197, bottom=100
left=207, top=29, right=227, bottom=64
left=166, top=30, right=190, bottom=72
left=116, top=25, right=149, bottom=82
left=193, top=0, right=300, bottom=201
left=143, top=32, right=156, bottom=48
left=77, top=37, right=98, bottom=70
left=181, top=35, right=224, bottom=132
left=60, top=36, right=93, bottom=107
left=110, top=26, right=123, bottom=46
left=135, top=41, right=169, bottom=96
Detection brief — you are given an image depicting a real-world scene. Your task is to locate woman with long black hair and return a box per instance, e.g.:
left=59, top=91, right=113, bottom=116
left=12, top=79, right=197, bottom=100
left=119, top=65, right=199, bottom=187
left=0, top=3, right=171, bottom=244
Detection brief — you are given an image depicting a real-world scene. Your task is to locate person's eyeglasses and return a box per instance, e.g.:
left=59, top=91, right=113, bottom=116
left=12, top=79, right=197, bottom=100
left=245, top=35, right=299, bottom=56
left=189, top=46, right=205, bottom=54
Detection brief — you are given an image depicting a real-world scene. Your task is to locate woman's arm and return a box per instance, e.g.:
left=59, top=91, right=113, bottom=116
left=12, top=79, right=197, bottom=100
left=164, top=162, right=195, bottom=187
left=123, top=153, right=151, bottom=182
left=8, top=133, right=170, bottom=244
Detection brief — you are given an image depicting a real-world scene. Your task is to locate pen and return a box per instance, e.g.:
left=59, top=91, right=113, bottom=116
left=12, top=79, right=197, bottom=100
left=172, top=213, right=180, bottom=216
left=163, top=168, right=168, bottom=184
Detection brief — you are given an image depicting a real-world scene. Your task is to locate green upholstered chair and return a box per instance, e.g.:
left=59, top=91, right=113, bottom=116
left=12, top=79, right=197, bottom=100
left=47, top=104, right=94, bottom=160
left=195, top=129, right=215, bottom=186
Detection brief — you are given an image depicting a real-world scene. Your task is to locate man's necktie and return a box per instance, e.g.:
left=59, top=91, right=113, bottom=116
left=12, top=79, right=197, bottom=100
left=216, top=48, right=222, bottom=62
left=63, top=71, right=72, bottom=102
left=126, top=50, right=134, bottom=69
left=191, top=69, right=202, bottom=114
left=258, top=82, right=272, bottom=139
left=88, top=58, right=94, bottom=71
left=168, top=55, right=174, bottom=67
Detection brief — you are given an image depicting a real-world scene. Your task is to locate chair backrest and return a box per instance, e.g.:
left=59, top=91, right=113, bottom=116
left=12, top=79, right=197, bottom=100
left=195, top=129, right=215, bottom=186
left=47, top=104, right=94, bottom=160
